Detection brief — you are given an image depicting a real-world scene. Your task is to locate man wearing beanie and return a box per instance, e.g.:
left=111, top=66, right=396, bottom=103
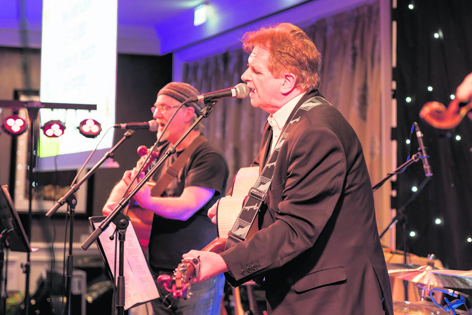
left=103, top=82, right=229, bottom=315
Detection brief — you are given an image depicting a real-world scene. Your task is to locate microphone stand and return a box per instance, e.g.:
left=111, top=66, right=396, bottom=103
left=374, top=152, right=432, bottom=301
left=24, top=107, right=39, bottom=315
left=81, top=101, right=218, bottom=315
left=0, top=228, right=13, bottom=315
left=372, top=153, right=421, bottom=193
left=45, top=130, right=135, bottom=315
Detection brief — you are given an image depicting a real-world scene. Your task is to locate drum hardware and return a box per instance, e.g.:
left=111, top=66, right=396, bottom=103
left=393, top=300, right=451, bottom=314
left=387, top=263, right=472, bottom=289
left=393, top=288, right=470, bottom=315
left=388, top=262, right=472, bottom=314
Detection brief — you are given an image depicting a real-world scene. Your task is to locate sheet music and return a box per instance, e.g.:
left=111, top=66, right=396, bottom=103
left=91, top=217, right=159, bottom=310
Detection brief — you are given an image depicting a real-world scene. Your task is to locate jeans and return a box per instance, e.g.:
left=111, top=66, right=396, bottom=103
left=151, top=269, right=225, bottom=315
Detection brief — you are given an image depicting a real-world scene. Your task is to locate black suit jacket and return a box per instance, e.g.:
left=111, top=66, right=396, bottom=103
left=220, top=90, right=394, bottom=315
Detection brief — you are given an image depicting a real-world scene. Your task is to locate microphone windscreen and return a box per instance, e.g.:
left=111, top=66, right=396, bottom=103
left=148, top=120, right=158, bottom=132
left=235, top=83, right=250, bottom=99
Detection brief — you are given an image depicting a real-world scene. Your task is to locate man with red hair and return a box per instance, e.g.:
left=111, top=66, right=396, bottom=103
left=185, top=23, right=393, bottom=314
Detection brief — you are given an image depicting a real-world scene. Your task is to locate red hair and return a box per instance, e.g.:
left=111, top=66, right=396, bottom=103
left=242, top=23, right=322, bottom=91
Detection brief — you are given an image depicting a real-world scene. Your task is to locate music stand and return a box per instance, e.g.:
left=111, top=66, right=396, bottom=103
left=0, top=184, right=32, bottom=314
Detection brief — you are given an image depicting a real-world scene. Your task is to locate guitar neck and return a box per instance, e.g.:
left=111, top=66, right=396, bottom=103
left=202, top=237, right=227, bottom=253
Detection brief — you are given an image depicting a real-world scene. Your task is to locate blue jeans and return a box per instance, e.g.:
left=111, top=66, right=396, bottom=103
left=151, top=269, right=225, bottom=315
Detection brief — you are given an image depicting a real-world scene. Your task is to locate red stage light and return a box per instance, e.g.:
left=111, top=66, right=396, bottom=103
left=2, top=115, right=28, bottom=136
left=41, top=120, right=66, bottom=138
left=79, top=119, right=101, bottom=138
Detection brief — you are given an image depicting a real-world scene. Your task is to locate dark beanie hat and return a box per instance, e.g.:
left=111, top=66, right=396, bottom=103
left=157, top=82, right=204, bottom=115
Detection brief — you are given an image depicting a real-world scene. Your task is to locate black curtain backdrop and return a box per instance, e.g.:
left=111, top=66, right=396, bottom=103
left=395, top=0, right=472, bottom=270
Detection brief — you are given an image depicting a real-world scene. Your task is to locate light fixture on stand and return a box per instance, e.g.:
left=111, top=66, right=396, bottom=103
left=78, top=119, right=102, bottom=138
left=2, top=115, right=28, bottom=136
left=41, top=120, right=66, bottom=138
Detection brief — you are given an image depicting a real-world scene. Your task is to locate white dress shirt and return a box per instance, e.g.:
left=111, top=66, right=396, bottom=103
left=267, top=93, right=305, bottom=154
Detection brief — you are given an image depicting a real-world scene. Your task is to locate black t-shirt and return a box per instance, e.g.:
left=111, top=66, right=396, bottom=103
left=148, top=138, right=229, bottom=270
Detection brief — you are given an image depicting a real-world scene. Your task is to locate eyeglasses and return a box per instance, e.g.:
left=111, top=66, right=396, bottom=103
left=151, top=105, right=180, bottom=114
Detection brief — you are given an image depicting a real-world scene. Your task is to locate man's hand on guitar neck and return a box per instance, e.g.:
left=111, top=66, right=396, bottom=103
left=101, top=168, right=148, bottom=216
left=102, top=168, right=141, bottom=216
left=103, top=201, right=119, bottom=216
left=182, top=250, right=228, bottom=284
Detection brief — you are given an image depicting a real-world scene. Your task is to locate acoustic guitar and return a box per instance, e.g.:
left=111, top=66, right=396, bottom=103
left=123, top=145, right=159, bottom=253
left=157, top=166, right=260, bottom=301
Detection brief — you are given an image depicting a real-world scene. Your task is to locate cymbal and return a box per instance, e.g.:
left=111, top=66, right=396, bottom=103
left=393, top=301, right=450, bottom=315
left=387, top=263, right=472, bottom=289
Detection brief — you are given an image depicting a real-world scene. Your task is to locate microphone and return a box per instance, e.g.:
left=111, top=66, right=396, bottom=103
left=114, top=120, right=158, bottom=132
left=414, top=122, right=433, bottom=177
left=188, top=83, right=250, bottom=102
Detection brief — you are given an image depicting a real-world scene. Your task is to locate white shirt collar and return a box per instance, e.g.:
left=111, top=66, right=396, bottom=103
left=267, top=93, right=305, bottom=153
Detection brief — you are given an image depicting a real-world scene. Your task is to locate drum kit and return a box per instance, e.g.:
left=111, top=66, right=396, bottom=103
left=388, top=262, right=472, bottom=314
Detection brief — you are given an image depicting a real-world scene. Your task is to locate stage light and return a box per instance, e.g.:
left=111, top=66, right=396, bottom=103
left=78, top=119, right=102, bottom=138
left=2, top=115, right=28, bottom=136
left=42, top=120, right=66, bottom=138
left=194, top=4, right=208, bottom=26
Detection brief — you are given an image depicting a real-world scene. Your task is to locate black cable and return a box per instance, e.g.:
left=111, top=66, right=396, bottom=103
left=71, top=127, right=114, bottom=186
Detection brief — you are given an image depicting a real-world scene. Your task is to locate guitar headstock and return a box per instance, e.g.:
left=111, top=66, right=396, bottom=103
left=156, top=257, right=200, bottom=300
left=136, top=145, right=159, bottom=172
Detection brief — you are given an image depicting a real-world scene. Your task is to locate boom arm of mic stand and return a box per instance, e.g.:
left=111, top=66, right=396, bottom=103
left=45, top=130, right=136, bottom=218
left=81, top=100, right=218, bottom=250
left=372, top=153, right=421, bottom=192
left=81, top=146, right=174, bottom=250
left=374, top=152, right=429, bottom=239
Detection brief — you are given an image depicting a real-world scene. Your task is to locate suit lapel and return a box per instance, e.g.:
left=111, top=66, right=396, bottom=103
left=258, top=89, right=322, bottom=172
left=281, top=89, right=323, bottom=135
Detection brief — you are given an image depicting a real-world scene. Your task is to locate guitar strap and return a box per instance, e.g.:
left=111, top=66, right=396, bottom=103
left=150, top=135, right=207, bottom=197
left=226, top=96, right=330, bottom=249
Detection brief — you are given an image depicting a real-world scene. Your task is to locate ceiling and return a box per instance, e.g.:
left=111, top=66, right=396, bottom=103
left=0, top=0, right=215, bottom=55
left=0, top=0, right=207, bottom=27
left=0, top=0, right=377, bottom=58
left=0, top=0, right=316, bottom=55
left=116, top=0, right=208, bottom=26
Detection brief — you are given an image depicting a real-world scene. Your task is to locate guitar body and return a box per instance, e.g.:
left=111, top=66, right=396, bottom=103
left=157, top=166, right=261, bottom=300
left=124, top=182, right=155, bottom=253
left=126, top=207, right=153, bottom=252
left=216, top=166, right=260, bottom=239
left=123, top=145, right=160, bottom=254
